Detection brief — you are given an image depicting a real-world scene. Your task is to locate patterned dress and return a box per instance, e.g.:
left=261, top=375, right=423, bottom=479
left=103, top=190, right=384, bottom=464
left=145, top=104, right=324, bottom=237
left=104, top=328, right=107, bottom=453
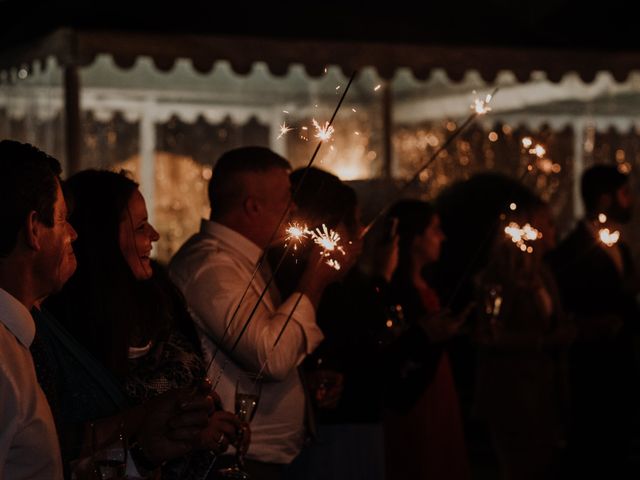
left=125, top=330, right=217, bottom=480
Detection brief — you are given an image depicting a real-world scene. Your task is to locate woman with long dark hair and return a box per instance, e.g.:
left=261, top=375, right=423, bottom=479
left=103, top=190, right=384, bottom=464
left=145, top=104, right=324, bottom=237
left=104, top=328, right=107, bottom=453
left=46, top=169, right=244, bottom=479
left=384, top=199, right=470, bottom=480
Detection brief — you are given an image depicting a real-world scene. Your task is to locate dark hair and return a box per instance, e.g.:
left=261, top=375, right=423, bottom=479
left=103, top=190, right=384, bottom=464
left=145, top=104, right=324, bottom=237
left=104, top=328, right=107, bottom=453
left=0, top=140, right=61, bottom=257
left=45, top=170, right=168, bottom=379
left=581, top=164, right=629, bottom=214
left=272, top=167, right=358, bottom=297
left=208, top=146, right=291, bottom=218
left=290, top=167, right=358, bottom=235
left=387, top=199, right=436, bottom=272
left=387, top=200, right=437, bottom=320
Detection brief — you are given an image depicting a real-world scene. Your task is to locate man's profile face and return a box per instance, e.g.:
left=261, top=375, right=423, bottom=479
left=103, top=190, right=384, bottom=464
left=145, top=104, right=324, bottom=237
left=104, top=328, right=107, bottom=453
left=38, top=180, right=78, bottom=293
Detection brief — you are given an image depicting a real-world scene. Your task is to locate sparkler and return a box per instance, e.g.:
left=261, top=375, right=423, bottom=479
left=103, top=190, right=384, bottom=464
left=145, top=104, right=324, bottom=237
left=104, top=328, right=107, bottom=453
left=204, top=72, right=358, bottom=387
left=277, top=122, right=294, bottom=139
left=252, top=234, right=344, bottom=386
left=312, top=118, right=335, bottom=142
left=361, top=88, right=498, bottom=237
left=285, top=222, right=311, bottom=252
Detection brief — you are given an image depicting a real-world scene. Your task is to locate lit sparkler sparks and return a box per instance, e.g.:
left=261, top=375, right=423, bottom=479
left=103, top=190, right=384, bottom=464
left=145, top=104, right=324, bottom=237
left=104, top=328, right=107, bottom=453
left=504, top=222, right=542, bottom=253
left=312, top=119, right=335, bottom=142
left=277, top=122, right=294, bottom=139
left=326, top=259, right=342, bottom=270
left=471, top=91, right=494, bottom=115
left=285, top=222, right=311, bottom=251
left=599, top=228, right=620, bottom=247
left=310, top=224, right=345, bottom=257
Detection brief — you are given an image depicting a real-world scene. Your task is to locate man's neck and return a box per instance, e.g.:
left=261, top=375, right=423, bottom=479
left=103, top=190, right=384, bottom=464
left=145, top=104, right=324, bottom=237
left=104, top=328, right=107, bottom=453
left=0, top=260, right=40, bottom=311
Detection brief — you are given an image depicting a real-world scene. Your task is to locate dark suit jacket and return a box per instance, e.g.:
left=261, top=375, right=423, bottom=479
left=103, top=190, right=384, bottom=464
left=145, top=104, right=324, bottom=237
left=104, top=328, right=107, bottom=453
left=547, top=221, right=639, bottom=433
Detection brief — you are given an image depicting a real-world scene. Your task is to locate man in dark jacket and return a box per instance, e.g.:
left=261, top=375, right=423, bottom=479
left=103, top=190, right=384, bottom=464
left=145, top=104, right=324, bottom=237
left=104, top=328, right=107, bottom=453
left=548, top=164, right=639, bottom=476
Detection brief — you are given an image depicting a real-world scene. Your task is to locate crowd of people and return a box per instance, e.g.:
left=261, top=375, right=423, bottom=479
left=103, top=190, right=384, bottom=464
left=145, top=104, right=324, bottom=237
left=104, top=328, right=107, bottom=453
left=1, top=139, right=639, bottom=479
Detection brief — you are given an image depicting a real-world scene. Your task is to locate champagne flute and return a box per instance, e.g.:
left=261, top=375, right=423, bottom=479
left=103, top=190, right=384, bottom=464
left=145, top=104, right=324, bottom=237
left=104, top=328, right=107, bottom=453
left=483, top=283, right=503, bottom=337
left=90, top=422, right=127, bottom=480
left=218, top=372, right=262, bottom=479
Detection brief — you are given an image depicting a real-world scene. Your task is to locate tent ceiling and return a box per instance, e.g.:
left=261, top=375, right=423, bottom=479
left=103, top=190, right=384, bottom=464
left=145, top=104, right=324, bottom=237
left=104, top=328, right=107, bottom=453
left=0, top=0, right=640, bottom=81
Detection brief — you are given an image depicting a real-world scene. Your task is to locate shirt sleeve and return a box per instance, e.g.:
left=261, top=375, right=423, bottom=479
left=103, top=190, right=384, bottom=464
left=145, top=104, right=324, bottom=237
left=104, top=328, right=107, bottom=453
left=182, top=255, right=324, bottom=381
left=0, top=359, right=20, bottom=472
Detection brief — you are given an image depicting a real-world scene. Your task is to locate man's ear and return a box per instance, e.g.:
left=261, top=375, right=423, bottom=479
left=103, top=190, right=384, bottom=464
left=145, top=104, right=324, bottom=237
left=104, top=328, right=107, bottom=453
left=244, top=196, right=261, bottom=217
left=24, top=211, right=42, bottom=251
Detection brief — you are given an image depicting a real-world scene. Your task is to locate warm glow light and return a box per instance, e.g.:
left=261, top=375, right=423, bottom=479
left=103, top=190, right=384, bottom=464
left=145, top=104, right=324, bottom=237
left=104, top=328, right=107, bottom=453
left=598, top=213, right=607, bottom=223
left=529, top=144, right=546, bottom=158
left=599, top=228, right=620, bottom=247
left=509, top=203, right=517, bottom=211
left=522, top=137, right=533, bottom=149
left=504, top=222, right=542, bottom=253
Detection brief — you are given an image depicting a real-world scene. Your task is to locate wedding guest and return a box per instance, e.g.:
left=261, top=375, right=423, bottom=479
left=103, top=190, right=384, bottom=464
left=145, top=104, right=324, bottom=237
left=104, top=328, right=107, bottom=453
left=282, top=169, right=444, bottom=480
left=384, top=200, right=470, bottom=480
left=170, top=147, right=355, bottom=479
left=45, top=169, right=242, bottom=479
left=547, top=164, right=640, bottom=476
left=0, top=140, right=69, bottom=479
left=475, top=196, right=572, bottom=480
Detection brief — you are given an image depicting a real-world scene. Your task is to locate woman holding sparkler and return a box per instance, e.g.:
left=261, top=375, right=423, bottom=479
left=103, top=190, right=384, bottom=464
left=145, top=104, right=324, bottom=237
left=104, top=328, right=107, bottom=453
left=474, top=196, right=573, bottom=480
left=282, top=170, right=448, bottom=480
left=383, top=199, right=470, bottom=480
left=45, top=170, right=245, bottom=479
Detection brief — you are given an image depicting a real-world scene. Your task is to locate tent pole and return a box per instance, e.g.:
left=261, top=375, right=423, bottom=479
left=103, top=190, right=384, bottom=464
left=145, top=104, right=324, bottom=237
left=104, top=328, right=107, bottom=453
left=382, top=80, right=393, bottom=179
left=64, top=65, right=81, bottom=174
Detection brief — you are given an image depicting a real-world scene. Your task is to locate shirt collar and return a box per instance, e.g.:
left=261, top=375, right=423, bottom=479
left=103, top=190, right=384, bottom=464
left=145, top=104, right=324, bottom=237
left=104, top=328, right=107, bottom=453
left=0, top=288, right=36, bottom=347
left=200, top=219, right=263, bottom=266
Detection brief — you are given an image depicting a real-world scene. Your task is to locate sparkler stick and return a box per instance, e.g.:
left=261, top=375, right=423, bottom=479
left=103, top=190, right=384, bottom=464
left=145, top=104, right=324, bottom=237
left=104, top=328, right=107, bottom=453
left=204, top=72, right=357, bottom=380
left=361, top=88, right=498, bottom=237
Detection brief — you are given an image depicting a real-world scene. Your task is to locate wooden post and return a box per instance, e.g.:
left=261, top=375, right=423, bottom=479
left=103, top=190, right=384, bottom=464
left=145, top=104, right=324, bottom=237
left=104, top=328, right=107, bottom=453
left=64, top=65, right=81, bottom=174
left=382, top=80, right=393, bottom=179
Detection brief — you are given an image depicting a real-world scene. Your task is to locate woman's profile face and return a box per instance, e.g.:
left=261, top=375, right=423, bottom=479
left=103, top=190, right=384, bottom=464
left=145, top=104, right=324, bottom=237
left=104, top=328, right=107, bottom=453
left=118, top=189, right=160, bottom=280
left=413, top=214, right=446, bottom=265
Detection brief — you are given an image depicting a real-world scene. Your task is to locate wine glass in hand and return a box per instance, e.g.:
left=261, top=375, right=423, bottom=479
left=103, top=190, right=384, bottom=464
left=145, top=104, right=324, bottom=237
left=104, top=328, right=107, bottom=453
left=218, top=372, right=261, bottom=479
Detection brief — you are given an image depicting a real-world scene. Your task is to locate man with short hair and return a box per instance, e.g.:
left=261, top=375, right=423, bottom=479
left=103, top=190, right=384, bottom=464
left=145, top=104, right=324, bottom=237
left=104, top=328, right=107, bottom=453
left=548, top=164, right=640, bottom=476
left=0, top=140, right=75, bottom=479
left=170, top=146, right=350, bottom=478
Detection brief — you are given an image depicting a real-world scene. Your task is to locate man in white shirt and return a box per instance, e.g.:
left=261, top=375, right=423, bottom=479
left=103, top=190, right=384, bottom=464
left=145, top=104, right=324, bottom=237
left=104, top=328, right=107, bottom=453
left=0, top=140, right=77, bottom=479
left=170, top=146, right=348, bottom=478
